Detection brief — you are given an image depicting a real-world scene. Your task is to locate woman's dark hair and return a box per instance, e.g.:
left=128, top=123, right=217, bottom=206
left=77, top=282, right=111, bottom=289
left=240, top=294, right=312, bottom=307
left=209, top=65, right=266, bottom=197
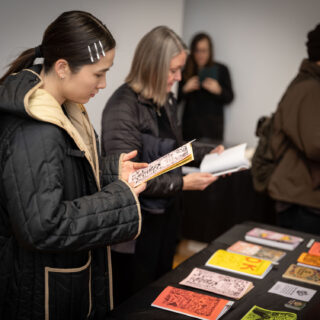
left=183, top=32, right=214, bottom=81
left=0, top=10, right=116, bottom=84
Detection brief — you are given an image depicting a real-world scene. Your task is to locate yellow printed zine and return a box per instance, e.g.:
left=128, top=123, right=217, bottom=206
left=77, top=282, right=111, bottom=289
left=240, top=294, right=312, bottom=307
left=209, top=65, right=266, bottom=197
left=205, top=249, right=273, bottom=279
left=128, top=140, right=194, bottom=187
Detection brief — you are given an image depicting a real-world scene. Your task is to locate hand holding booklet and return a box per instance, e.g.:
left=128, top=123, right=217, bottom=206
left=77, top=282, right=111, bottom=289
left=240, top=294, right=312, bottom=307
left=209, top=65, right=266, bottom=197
left=182, top=143, right=250, bottom=176
left=128, top=140, right=194, bottom=187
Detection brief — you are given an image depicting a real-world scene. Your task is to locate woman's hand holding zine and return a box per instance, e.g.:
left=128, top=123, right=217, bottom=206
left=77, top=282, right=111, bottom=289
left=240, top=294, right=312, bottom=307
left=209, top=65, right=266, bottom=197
left=200, top=143, right=250, bottom=176
left=183, top=143, right=250, bottom=176
left=128, top=140, right=195, bottom=187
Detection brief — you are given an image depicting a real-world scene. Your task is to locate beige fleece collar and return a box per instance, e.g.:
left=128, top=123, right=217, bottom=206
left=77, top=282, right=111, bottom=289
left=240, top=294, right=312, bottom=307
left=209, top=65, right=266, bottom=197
left=24, top=79, right=100, bottom=189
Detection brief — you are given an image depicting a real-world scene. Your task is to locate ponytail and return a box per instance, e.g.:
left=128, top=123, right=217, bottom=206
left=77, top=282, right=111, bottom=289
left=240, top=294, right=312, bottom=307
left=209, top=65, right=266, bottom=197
left=0, top=11, right=116, bottom=85
left=0, top=47, right=39, bottom=84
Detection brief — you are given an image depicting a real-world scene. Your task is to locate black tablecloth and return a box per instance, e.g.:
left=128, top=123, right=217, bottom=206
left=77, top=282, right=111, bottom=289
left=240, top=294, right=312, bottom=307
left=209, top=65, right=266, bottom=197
left=109, top=221, right=320, bottom=320
left=181, top=170, right=277, bottom=242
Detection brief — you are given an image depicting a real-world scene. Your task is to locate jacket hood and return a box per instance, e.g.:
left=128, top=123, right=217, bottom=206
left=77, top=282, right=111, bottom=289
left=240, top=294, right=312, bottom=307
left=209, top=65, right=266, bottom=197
left=0, top=65, right=42, bottom=118
left=299, top=59, right=320, bottom=80
left=0, top=65, right=100, bottom=188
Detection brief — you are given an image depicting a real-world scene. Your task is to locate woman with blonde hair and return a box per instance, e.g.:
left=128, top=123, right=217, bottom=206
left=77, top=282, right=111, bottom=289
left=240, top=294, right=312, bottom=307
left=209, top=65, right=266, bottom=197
left=0, top=10, right=147, bottom=319
left=101, top=26, right=222, bottom=305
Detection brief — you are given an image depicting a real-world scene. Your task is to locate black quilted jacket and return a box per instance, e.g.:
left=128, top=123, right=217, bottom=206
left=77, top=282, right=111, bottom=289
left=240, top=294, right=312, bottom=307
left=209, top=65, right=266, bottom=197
left=0, top=66, right=141, bottom=320
left=101, top=83, right=212, bottom=213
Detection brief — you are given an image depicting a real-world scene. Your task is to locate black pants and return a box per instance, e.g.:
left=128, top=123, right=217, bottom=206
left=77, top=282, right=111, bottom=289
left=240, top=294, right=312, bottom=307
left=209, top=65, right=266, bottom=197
left=277, top=204, right=320, bottom=235
left=111, top=202, right=180, bottom=306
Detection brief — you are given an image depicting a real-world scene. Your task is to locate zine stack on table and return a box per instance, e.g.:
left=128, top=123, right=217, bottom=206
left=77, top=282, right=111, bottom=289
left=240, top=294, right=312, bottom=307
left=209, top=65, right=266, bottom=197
left=109, top=222, right=320, bottom=320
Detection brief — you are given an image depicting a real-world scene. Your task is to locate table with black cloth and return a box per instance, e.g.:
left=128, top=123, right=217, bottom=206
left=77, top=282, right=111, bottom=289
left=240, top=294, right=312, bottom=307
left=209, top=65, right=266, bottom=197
left=109, top=221, right=320, bottom=320
left=181, top=169, right=277, bottom=243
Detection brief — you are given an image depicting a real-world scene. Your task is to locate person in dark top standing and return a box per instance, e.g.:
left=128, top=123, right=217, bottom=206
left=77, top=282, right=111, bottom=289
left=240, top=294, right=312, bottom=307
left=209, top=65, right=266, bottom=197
left=178, top=32, right=234, bottom=144
left=101, top=26, right=223, bottom=306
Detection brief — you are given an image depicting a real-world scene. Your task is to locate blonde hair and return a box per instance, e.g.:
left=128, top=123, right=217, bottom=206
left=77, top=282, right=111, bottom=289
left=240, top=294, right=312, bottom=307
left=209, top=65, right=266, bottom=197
left=126, top=26, right=187, bottom=106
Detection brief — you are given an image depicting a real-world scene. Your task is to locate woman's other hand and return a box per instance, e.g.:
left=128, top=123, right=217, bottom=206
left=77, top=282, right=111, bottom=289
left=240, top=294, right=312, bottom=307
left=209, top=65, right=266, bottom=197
left=182, top=172, right=218, bottom=191
left=202, top=77, right=222, bottom=95
left=209, top=144, right=224, bottom=154
left=183, top=76, right=200, bottom=93
left=208, top=145, right=231, bottom=177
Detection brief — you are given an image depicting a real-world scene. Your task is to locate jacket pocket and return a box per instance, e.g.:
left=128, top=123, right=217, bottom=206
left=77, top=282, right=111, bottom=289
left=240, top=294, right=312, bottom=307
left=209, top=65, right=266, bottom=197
left=45, top=252, right=92, bottom=320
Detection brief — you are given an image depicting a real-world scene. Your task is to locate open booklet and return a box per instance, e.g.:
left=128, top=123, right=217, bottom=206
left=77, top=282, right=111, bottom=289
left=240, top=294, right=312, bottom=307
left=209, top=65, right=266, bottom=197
left=182, top=143, right=250, bottom=176
left=128, top=140, right=195, bottom=187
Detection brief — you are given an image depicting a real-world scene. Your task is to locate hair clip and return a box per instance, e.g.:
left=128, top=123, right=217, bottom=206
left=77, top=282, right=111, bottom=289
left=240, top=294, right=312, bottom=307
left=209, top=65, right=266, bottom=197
left=99, top=41, right=106, bottom=57
left=88, top=45, right=94, bottom=63
left=94, top=42, right=100, bottom=60
left=87, top=40, right=105, bottom=63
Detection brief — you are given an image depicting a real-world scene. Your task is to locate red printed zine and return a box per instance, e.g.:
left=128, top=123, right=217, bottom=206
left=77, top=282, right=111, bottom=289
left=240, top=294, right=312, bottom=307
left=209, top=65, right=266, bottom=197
left=308, top=242, right=320, bottom=257
left=151, top=286, right=233, bottom=320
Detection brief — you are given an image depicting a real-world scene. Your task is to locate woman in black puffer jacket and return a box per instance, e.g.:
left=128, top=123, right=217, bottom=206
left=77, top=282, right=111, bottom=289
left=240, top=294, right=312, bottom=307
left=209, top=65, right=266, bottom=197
left=101, top=26, right=223, bottom=306
left=0, top=11, right=146, bottom=320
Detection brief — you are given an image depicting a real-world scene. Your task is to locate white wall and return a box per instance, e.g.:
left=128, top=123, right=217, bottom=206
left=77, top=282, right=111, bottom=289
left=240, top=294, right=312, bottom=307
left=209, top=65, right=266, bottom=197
left=2, top=1, right=319, bottom=148
left=0, top=0, right=184, bottom=136
left=183, top=0, right=320, bottom=147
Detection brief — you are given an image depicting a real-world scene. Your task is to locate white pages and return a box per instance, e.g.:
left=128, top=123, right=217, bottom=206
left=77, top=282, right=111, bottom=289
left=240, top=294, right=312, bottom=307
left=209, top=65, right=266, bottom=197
left=200, top=143, right=250, bottom=175
left=182, top=143, right=250, bottom=176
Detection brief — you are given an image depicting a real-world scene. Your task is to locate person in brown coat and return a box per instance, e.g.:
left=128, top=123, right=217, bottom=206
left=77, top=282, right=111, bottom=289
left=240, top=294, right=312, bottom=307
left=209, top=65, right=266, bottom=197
left=268, top=23, right=320, bottom=235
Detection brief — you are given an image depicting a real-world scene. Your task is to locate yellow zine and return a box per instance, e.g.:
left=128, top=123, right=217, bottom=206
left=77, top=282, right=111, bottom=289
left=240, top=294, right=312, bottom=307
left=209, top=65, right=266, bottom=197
left=206, top=249, right=273, bottom=279
left=129, top=141, right=194, bottom=187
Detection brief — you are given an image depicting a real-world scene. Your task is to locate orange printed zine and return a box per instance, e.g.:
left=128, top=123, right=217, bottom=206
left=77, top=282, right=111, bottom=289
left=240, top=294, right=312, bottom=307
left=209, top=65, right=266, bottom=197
left=151, top=286, right=233, bottom=320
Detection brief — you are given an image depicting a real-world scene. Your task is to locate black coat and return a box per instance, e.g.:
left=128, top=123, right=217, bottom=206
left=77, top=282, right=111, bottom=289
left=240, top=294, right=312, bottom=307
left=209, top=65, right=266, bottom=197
left=101, top=83, right=212, bottom=213
left=178, top=62, right=234, bottom=142
left=101, top=84, right=213, bottom=296
left=0, top=66, right=141, bottom=320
